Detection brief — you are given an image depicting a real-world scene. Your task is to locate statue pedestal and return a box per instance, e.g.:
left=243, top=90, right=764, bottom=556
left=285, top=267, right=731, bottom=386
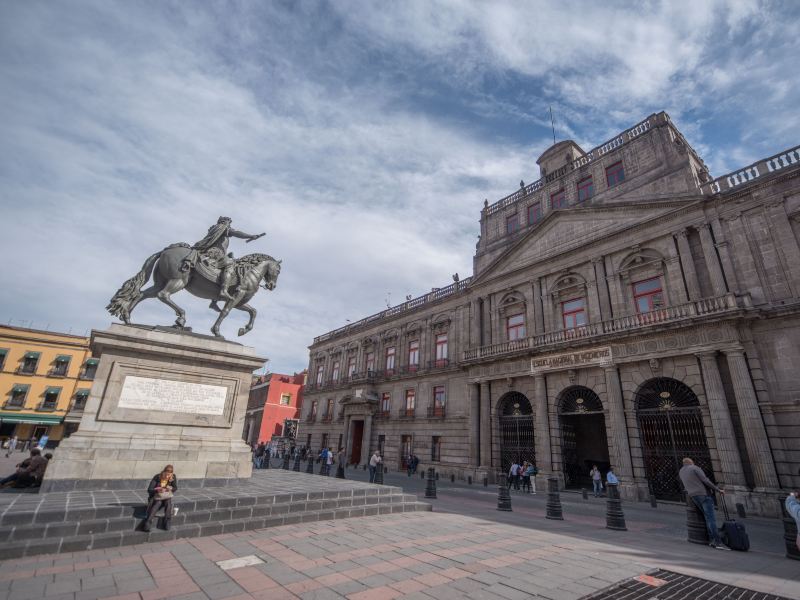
left=42, top=324, right=265, bottom=492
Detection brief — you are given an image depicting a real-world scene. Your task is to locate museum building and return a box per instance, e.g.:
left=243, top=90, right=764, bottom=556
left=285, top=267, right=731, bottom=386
left=302, top=111, right=800, bottom=516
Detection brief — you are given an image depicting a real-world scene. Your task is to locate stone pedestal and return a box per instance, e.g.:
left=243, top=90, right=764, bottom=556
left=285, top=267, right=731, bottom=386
left=42, top=324, right=265, bottom=492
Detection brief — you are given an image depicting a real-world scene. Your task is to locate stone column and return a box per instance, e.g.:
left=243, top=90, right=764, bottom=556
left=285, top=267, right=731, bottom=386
left=470, top=299, right=481, bottom=348
left=604, top=367, right=633, bottom=482
left=544, top=291, right=557, bottom=332
left=593, top=258, right=612, bottom=320
left=479, top=381, right=491, bottom=468
left=533, top=374, right=552, bottom=473
left=359, top=414, right=373, bottom=466
left=698, top=224, right=727, bottom=296
left=482, top=297, right=491, bottom=345
left=469, top=383, right=480, bottom=467
left=766, top=201, right=800, bottom=293
left=343, top=415, right=352, bottom=461
left=532, top=278, right=545, bottom=335
left=675, top=229, right=701, bottom=300
left=586, top=274, right=602, bottom=325
left=724, top=350, right=780, bottom=489
left=711, top=218, right=738, bottom=291
left=696, top=352, right=746, bottom=486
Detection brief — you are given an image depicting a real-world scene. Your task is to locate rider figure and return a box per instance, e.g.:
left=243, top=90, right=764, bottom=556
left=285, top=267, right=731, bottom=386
left=192, top=217, right=264, bottom=301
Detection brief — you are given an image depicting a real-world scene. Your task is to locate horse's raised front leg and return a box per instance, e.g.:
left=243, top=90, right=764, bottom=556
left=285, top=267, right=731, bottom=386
left=156, top=279, right=188, bottom=328
left=235, top=303, right=257, bottom=337
left=211, top=289, right=250, bottom=337
left=209, top=300, right=221, bottom=313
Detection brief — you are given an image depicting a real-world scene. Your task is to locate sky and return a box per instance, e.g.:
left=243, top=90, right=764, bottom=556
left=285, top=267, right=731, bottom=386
left=1, top=1, right=799, bottom=374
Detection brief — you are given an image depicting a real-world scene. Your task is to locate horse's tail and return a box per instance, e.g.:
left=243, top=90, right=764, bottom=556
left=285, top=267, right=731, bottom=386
left=106, top=251, right=161, bottom=320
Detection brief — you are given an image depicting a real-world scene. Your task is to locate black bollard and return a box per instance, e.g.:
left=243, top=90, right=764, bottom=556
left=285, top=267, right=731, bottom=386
left=780, top=499, right=800, bottom=560
left=374, top=465, right=384, bottom=485
left=306, top=458, right=314, bottom=474
left=685, top=495, right=710, bottom=545
left=581, top=488, right=588, bottom=500
left=497, top=473, right=512, bottom=511
left=649, top=493, right=658, bottom=508
left=605, top=483, right=627, bottom=531
left=293, top=455, right=301, bottom=472
left=468, top=476, right=472, bottom=485
left=435, top=472, right=439, bottom=481
left=425, top=468, right=437, bottom=499
left=450, top=474, right=455, bottom=483
left=545, top=476, right=563, bottom=520
left=282, top=454, right=291, bottom=470
left=483, top=476, right=488, bottom=487
left=736, top=503, right=747, bottom=519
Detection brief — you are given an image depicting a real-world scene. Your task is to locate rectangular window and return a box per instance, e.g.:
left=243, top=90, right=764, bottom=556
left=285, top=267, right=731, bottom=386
left=408, top=340, right=419, bottom=370
left=42, top=387, right=60, bottom=410
left=506, top=214, right=519, bottom=234
left=7, top=385, right=29, bottom=408
left=321, top=433, right=328, bottom=451
left=331, top=361, right=340, bottom=381
left=347, top=356, right=356, bottom=377
left=562, top=297, right=587, bottom=329
left=280, top=393, right=291, bottom=406
left=306, top=433, right=312, bottom=449
left=385, top=346, right=396, bottom=373
left=325, top=398, right=334, bottom=418
left=52, top=355, right=71, bottom=376
left=73, top=390, right=90, bottom=411
left=316, top=365, right=324, bottom=385
left=338, top=433, right=343, bottom=450
left=431, top=436, right=441, bottom=462
left=20, top=352, right=40, bottom=375
left=432, top=385, right=446, bottom=417
left=365, top=351, right=375, bottom=373
left=378, top=434, right=386, bottom=455
left=404, top=389, right=416, bottom=416
left=310, top=400, right=318, bottom=419
left=506, top=313, right=526, bottom=341
left=606, top=161, right=625, bottom=187
left=0, top=349, right=7, bottom=371
left=434, top=333, right=448, bottom=367
left=380, top=392, right=391, bottom=416
left=550, top=189, right=566, bottom=209
left=577, top=176, right=594, bottom=202
left=81, top=358, right=98, bottom=380
left=633, top=277, right=665, bottom=313
left=401, top=435, right=412, bottom=468
left=527, top=203, right=542, bottom=225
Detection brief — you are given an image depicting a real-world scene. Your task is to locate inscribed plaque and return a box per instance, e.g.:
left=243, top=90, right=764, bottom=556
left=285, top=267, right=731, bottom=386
left=118, top=376, right=227, bottom=415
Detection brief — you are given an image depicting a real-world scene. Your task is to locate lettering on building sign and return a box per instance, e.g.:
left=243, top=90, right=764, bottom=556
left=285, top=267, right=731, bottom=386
left=531, top=347, right=613, bottom=373
left=118, top=376, right=227, bottom=415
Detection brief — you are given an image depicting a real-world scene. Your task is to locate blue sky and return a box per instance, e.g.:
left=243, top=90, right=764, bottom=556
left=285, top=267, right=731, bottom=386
left=1, top=1, right=799, bottom=374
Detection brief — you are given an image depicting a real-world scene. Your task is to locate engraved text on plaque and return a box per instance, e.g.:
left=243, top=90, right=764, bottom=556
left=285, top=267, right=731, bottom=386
left=118, top=376, right=227, bottom=415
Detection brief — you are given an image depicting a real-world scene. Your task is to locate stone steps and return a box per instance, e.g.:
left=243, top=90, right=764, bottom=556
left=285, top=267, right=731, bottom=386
left=0, top=485, right=430, bottom=559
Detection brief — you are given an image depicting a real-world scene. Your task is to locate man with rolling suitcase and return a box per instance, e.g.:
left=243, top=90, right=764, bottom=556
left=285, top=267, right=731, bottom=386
left=719, top=495, right=749, bottom=551
left=679, top=457, right=727, bottom=549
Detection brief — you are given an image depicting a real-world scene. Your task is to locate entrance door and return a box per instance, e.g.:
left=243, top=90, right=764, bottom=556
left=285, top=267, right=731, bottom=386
left=558, top=387, right=609, bottom=489
left=497, top=392, right=535, bottom=474
left=349, top=420, right=364, bottom=464
left=636, top=378, right=713, bottom=501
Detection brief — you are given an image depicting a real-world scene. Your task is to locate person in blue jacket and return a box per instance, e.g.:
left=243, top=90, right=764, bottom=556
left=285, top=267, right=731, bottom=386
left=786, top=492, right=800, bottom=551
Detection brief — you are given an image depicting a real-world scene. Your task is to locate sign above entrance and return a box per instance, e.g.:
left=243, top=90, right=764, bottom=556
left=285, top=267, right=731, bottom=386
left=531, top=347, right=613, bottom=373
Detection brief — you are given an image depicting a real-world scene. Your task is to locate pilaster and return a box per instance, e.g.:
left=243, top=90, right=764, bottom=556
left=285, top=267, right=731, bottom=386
left=533, top=374, right=552, bottom=473
left=469, top=383, right=480, bottom=467
left=675, top=228, right=701, bottom=300
left=479, top=381, right=491, bottom=469
left=698, top=224, right=727, bottom=296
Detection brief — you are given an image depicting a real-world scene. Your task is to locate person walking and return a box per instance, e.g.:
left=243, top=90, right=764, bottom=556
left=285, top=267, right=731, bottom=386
left=679, top=457, right=726, bottom=549
left=523, top=462, right=537, bottom=494
left=786, top=492, right=800, bottom=552
left=521, top=461, right=532, bottom=493
left=254, top=442, right=265, bottom=469
left=335, top=447, right=346, bottom=479
left=369, top=450, right=382, bottom=483
left=141, top=465, right=178, bottom=532
left=606, top=466, right=619, bottom=486
left=590, top=465, right=603, bottom=497
left=326, top=447, right=334, bottom=476
left=508, top=461, right=520, bottom=490
left=5, top=436, right=17, bottom=458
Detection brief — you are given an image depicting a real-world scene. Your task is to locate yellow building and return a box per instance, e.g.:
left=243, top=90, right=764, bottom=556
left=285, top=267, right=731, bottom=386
left=0, top=325, right=96, bottom=447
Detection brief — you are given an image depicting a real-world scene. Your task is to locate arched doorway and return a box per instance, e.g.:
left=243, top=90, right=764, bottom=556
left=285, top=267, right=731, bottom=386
left=636, top=378, right=713, bottom=501
left=497, top=392, right=535, bottom=474
left=558, top=386, right=609, bottom=489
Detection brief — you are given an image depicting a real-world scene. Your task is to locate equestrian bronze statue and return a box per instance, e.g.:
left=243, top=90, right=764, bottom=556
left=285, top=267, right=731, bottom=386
left=107, top=217, right=281, bottom=337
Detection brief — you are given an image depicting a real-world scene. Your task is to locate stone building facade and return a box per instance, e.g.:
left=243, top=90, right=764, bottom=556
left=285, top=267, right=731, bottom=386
left=302, top=111, right=800, bottom=516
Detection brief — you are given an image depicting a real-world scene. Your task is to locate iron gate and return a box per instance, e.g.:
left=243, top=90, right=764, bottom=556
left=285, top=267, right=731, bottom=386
left=636, top=378, right=713, bottom=501
left=497, top=392, right=535, bottom=474
left=558, top=386, right=606, bottom=488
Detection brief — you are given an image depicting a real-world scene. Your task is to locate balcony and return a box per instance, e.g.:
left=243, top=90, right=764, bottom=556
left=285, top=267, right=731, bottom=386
left=78, top=369, right=96, bottom=381
left=37, top=402, right=58, bottom=412
left=306, top=414, right=317, bottom=423
left=399, top=408, right=416, bottom=419
left=375, top=410, right=391, bottom=420
left=427, top=405, right=446, bottom=418
left=321, top=413, right=333, bottom=423
left=48, top=367, right=69, bottom=378
left=463, top=293, right=743, bottom=363
left=427, top=359, right=450, bottom=370
left=15, top=366, right=36, bottom=376
left=69, top=399, right=87, bottom=412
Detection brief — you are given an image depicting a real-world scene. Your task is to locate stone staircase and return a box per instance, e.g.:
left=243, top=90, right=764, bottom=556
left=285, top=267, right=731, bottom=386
left=0, top=471, right=430, bottom=559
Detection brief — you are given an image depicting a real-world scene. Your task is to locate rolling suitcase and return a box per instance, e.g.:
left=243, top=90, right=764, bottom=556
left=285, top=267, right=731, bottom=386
left=719, top=500, right=750, bottom=551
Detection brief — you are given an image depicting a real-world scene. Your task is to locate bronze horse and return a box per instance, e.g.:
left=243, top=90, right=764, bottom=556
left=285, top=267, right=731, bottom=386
left=107, top=244, right=281, bottom=337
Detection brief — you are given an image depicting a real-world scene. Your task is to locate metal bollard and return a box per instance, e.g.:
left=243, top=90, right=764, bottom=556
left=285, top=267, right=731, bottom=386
left=649, top=493, right=658, bottom=508
left=685, top=495, right=710, bottom=545
left=605, top=483, right=627, bottom=531
left=421, top=471, right=425, bottom=480
left=546, top=476, right=563, bottom=520
left=374, top=465, right=384, bottom=485
left=450, top=474, right=455, bottom=483
left=306, top=458, right=314, bottom=474
left=780, top=499, right=800, bottom=560
left=581, top=488, right=588, bottom=500
left=293, top=455, right=301, bottom=472
left=282, top=454, right=291, bottom=470
left=483, top=476, right=488, bottom=487
left=496, top=473, right=512, bottom=511
left=468, top=476, right=472, bottom=485
left=435, top=472, right=439, bottom=481
left=425, top=468, right=437, bottom=499
left=736, top=503, right=747, bottom=519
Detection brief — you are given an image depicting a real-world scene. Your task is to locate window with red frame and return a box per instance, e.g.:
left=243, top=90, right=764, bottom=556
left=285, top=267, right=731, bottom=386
left=408, top=340, right=419, bottom=370
left=365, top=351, right=375, bottom=373
left=633, top=277, right=664, bottom=313
left=606, top=161, right=625, bottom=187
left=577, top=176, right=594, bottom=202
left=325, top=398, right=334, bottom=416
left=331, top=361, right=340, bottom=381
left=431, top=436, right=442, bottom=461
left=404, top=389, right=416, bottom=415
left=506, top=313, right=526, bottom=341
left=310, top=400, right=318, bottom=418
left=550, top=189, right=566, bottom=209
left=527, top=203, right=542, bottom=225
left=380, top=392, right=391, bottom=415
left=347, top=356, right=356, bottom=377
left=434, top=333, right=448, bottom=366
left=432, top=386, right=446, bottom=416
left=562, top=298, right=587, bottom=329
left=315, top=365, right=323, bottom=385
left=385, top=346, right=396, bottom=372
left=506, top=214, right=519, bottom=234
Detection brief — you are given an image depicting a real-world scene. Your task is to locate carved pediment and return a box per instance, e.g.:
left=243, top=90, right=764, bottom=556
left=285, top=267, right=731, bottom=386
left=431, top=313, right=451, bottom=332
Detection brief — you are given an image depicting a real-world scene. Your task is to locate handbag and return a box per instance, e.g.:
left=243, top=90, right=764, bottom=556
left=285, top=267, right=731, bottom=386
left=155, top=489, right=173, bottom=500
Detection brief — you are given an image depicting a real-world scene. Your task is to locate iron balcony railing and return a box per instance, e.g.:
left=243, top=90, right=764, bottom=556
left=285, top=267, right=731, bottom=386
left=321, top=413, right=333, bottom=423
left=464, top=293, right=741, bottom=362
left=399, top=409, right=416, bottom=419
left=427, top=405, right=446, bottom=418
left=375, top=410, right=391, bottom=420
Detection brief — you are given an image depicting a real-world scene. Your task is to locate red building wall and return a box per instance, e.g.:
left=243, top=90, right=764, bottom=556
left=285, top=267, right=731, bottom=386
left=256, top=372, right=305, bottom=443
